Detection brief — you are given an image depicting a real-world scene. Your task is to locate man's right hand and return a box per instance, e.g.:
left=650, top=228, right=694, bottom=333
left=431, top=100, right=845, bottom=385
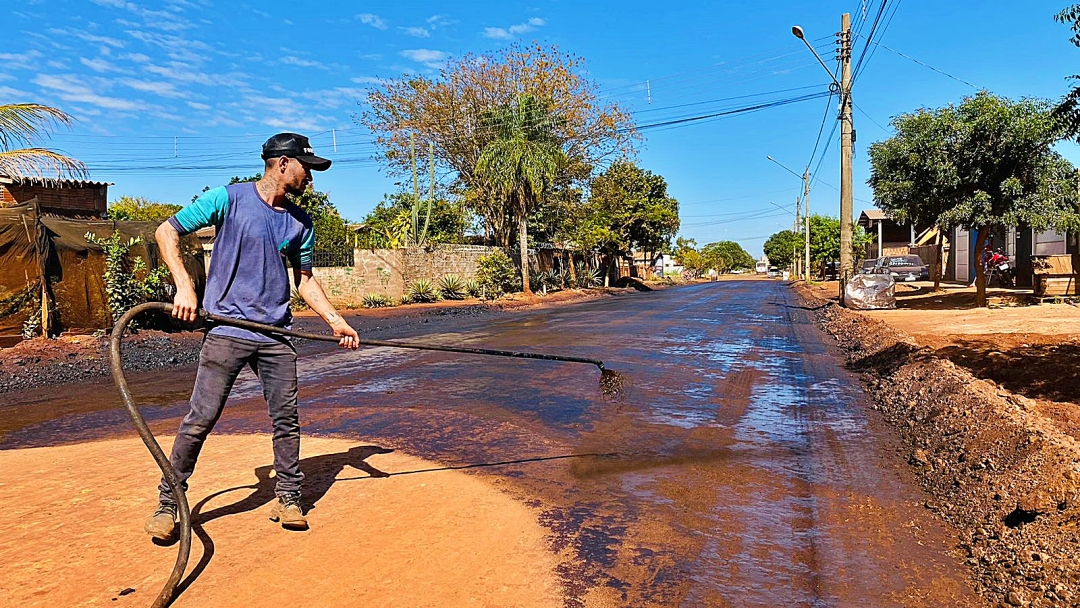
left=171, top=287, right=199, bottom=323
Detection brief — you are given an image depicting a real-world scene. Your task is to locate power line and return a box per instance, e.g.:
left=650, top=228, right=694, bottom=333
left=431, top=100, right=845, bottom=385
left=868, top=41, right=981, bottom=89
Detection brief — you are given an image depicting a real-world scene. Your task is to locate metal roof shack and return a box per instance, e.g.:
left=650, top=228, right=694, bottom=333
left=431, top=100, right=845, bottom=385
left=0, top=174, right=112, bottom=219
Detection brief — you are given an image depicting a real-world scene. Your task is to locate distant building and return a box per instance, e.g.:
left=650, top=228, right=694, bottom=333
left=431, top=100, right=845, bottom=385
left=0, top=174, right=111, bottom=219
left=653, top=254, right=683, bottom=276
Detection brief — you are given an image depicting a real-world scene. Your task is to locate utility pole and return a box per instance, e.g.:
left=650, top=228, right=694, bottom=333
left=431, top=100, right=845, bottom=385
left=838, top=12, right=854, bottom=298
left=794, top=196, right=801, bottom=278
left=803, top=168, right=811, bottom=282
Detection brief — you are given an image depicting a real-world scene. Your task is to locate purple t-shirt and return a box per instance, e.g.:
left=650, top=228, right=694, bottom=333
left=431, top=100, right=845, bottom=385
left=168, top=182, right=314, bottom=342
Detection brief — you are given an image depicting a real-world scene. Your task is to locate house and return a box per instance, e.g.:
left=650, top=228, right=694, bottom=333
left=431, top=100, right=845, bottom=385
left=945, top=226, right=1075, bottom=286
left=0, top=174, right=111, bottom=218
left=652, top=254, right=683, bottom=277
left=857, top=209, right=932, bottom=260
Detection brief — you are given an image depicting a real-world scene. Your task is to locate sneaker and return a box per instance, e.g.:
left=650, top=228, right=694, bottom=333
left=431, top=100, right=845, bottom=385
left=145, top=502, right=178, bottom=540
left=269, top=494, right=308, bottom=530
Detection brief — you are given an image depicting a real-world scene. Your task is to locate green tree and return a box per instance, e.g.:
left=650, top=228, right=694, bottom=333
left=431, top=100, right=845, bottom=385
left=107, top=196, right=182, bottom=222
left=476, top=94, right=568, bottom=294
left=763, top=230, right=800, bottom=269
left=0, top=103, right=86, bottom=180
left=805, top=214, right=871, bottom=279
left=578, top=161, right=680, bottom=282
left=870, top=92, right=1078, bottom=306
left=357, top=191, right=469, bottom=249
left=1054, top=5, right=1080, bottom=139
left=702, top=241, right=754, bottom=272
left=364, top=44, right=636, bottom=249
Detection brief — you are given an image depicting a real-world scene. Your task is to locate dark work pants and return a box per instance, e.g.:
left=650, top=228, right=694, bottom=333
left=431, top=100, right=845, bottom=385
left=158, top=332, right=303, bottom=505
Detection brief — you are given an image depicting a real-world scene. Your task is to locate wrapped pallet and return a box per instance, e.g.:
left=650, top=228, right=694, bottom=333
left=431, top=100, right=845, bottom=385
left=843, top=272, right=896, bottom=309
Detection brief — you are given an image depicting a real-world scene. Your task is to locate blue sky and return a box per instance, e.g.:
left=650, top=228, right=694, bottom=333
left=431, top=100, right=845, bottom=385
left=4, top=0, right=1080, bottom=256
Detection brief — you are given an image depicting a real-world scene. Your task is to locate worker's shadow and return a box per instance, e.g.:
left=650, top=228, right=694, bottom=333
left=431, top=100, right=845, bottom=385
left=173, top=444, right=393, bottom=595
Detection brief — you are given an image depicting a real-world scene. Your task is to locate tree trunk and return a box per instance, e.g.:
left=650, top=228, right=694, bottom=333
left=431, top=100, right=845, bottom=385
left=568, top=250, right=578, bottom=286
left=518, top=210, right=532, bottom=295
left=974, top=226, right=990, bottom=307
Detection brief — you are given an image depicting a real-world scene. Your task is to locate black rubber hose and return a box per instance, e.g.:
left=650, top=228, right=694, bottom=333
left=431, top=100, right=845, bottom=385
left=109, top=301, right=609, bottom=608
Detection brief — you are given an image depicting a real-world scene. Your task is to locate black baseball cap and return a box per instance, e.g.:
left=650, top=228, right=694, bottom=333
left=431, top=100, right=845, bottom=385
left=261, top=132, right=331, bottom=171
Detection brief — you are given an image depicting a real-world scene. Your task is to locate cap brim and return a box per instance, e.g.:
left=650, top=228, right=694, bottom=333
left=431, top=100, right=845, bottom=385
left=296, top=155, right=332, bottom=171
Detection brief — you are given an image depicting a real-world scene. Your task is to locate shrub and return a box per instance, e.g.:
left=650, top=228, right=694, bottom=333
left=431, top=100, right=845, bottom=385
left=408, top=278, right=439, bottom=303
left=363, top=293, right=390, bottom=308
left=476, top=249, right=519, bottom=295
left=84, top=231, right=171, bottom=323
left=463, top=279, right=482, bottom=298
left=531, top=270, right=562, bottom=294
left=576, top=264, right=603, bottom=288
left=398, top=294, right=412, bottom=306
left=438, top=274, right=466, bottom=300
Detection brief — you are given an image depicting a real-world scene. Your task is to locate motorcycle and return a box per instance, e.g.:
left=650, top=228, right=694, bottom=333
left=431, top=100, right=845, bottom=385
left=983, top=248, right=1016, bottom=288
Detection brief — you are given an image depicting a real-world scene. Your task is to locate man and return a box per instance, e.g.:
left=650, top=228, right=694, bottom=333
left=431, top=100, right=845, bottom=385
left=146, top=132, right=359, bottom=539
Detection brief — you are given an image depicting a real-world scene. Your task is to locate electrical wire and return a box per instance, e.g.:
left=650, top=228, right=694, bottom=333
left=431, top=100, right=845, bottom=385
left=867, top=41, right=981, bottom=89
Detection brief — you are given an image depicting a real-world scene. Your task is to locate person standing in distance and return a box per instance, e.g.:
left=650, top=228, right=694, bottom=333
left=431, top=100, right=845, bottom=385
left=147, top=132, right=359, bottom=538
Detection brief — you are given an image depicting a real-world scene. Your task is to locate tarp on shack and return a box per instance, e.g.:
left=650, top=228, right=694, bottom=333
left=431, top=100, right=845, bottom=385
left=0, top=200, right=205, bottom=342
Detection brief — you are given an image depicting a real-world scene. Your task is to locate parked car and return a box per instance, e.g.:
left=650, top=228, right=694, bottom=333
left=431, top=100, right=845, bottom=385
left=874, top=254, right=929, bottom=281
left=860, top=259, right=878, bottom=274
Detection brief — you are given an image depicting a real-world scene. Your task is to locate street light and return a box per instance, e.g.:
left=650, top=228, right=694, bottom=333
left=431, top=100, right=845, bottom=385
left=767, top=155, right=811, bottom=282
left=790, top=25, right=842, bottom=90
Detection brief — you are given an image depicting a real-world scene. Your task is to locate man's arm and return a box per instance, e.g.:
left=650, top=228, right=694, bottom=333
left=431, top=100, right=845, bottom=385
left=156, top=187, right=229, bottom=322
left=296, top=270, right=359, bottom=349
left=155, top=221, right=199, bottom=322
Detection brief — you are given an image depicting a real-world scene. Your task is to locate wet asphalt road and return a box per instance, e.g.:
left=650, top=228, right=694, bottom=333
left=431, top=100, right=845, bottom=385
left=1, top=281, right=979, bottom=606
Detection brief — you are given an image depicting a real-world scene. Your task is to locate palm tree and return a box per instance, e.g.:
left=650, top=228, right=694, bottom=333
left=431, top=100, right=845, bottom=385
left=475, top=95, right=566, bottom=295
left=0, top=104, right=86, bottom=181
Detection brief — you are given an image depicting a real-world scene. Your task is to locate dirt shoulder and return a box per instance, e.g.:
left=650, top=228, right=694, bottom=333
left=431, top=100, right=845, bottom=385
left=797, top=282, right=1080, bottom=607
left=0, top=287, right=629, bottom=395
left=0, top=435, right=562, bottom=607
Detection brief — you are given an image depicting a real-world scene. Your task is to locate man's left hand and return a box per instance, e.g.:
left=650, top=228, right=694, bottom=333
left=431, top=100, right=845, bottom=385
left=331, top=318, right=359, bottom=350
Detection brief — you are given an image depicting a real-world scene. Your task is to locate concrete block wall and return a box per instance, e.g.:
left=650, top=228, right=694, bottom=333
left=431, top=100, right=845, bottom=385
left=312, top=245, right=497, bottom=305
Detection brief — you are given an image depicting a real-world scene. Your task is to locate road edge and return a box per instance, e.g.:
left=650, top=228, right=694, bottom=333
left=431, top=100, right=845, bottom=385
left=795, top=284, right=1080, bottom=608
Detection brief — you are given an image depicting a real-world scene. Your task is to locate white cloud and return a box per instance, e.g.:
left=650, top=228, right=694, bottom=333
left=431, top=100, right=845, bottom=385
left=186, top=101, right=210, bottom=110
left=0, top=50, right=44, bottom=71
left=427, top=15, right=456, bottom=29
left=119, top=77, right=188, bottom=98
left=400, top=48, right=449, bottom=69
left=281, top=56, right=327, bottom=70
left=92, top=0, right=193, bottom=31
left=357, top=13, right=387, bottom=30
left=80, top=57, right=125, bottom=73
left=0, top=85, right=34, bottom=99
left=296, top=86, right=369, bottom=109
left=402, top=26, right=430, bottom=38
left=122, top=52, right=151, bottom=63
left=350, top=76, right=386, bottom=85
left=33, top=73, right=142, bottom=110
left=78, top=32, right=126, bottom=48
left=484, top=17, right=546, bottom=40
